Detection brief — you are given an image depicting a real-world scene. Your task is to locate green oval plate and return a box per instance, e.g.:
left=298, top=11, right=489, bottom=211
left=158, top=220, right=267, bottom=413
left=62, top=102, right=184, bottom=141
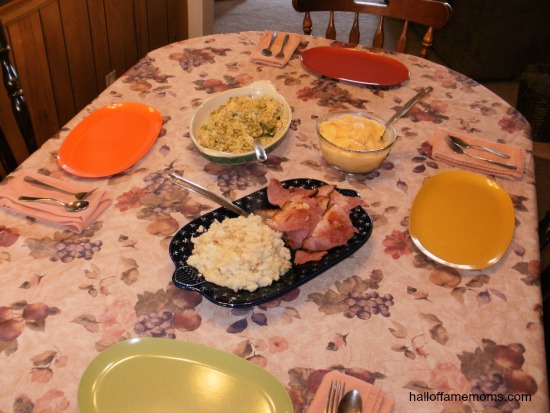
left=78, top=338, right=293, bottom=413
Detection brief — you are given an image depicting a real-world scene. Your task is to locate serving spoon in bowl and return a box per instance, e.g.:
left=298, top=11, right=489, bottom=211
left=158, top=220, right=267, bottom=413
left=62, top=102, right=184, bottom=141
left=384, top=86, right=433, bottom=130
left=253, top=137, right=268, bottom=162
left=18, top=196, right=89, bottom=212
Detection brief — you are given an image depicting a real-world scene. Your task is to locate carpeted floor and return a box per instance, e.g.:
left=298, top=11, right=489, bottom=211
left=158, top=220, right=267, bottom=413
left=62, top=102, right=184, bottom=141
left=214, top=0, right=360, bottom=38
left=214, top=0, right=304, bottom=35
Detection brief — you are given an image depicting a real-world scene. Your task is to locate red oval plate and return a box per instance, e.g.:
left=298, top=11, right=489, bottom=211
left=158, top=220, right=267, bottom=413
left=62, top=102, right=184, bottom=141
left=301, top=46, right=410, bottom=86
left=58, top=102, right=162, bottom=178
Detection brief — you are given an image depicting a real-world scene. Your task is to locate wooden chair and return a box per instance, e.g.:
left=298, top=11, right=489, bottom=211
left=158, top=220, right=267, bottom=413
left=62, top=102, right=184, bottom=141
left=292, top=0, right=452, bottom=58
left=0, top=18, right=37, bottom=174
left=0, top=125, right=18, bottom=174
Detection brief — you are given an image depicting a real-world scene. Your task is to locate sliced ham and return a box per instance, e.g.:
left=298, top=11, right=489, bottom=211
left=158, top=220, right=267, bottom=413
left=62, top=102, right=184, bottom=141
left=265, top=197, right=327, bottom=235
left=254, top=208, right=278, bottom=221
left=267, top=178, right=318, bottom=207
left=302, top=205, right=357, bottom=251
left=294, top=250, right=328, bottom=265
left=328, top=189, right=367, bottom=213
left=277, top=197, right=328, bottom=248
left=316, top=184, right=335, bottom=197
left=284, top=228, right=310, bottom=250
left=261, top=179, right=364, bottom=264
left=264, top=201, right=313, bottom=233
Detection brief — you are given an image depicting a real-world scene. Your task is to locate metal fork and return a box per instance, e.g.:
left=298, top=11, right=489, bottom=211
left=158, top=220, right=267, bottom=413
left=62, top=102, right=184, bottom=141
left=275, top=34, right=290, bottom=59
left=23, top=175, right=96, bottom=200
left=325, top=380, right=346, bottom=413
left=445, top=136, right=517, bottom=170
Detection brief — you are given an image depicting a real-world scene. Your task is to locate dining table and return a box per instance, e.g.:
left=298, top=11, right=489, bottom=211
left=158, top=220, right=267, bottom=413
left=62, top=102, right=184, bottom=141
left=0, top=31, right=547, bottom=412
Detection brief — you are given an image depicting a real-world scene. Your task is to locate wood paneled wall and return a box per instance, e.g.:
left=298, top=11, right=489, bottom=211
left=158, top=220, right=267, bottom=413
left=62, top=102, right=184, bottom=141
left=0, top=0, right=188, bottom=172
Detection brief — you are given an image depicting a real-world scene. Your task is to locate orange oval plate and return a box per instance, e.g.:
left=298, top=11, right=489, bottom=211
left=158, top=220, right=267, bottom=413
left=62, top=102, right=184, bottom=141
left=301, top=46, right=409, bottom=86
left=409, top=170, right=515, bottom=269
left=58, top=102, right=162, bottom=178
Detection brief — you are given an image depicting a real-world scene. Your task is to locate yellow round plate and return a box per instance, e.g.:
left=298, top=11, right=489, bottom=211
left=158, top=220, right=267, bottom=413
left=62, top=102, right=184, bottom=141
left=409, top=170, right=515, bottom=269
left=78, top=338, right=293, bottom=413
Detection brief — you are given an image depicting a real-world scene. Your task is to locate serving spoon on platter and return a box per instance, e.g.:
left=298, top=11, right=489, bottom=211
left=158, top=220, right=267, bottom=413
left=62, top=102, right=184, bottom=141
left=167, top=172, right=249, bottom=217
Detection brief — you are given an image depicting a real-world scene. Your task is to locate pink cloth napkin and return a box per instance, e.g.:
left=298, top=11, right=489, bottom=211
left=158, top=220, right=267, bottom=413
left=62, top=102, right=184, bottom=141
left=306, top=370, right=394, bottom=413
left=250, top=31, right=301, bottom=67
left=0, top=171, right=111, bottom=233
left=431, top=129, right=525, bottom=180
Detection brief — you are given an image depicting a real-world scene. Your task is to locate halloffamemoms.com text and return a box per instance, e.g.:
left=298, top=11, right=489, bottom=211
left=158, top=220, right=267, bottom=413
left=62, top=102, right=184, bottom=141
left=410, top=392, right=532, bottom=403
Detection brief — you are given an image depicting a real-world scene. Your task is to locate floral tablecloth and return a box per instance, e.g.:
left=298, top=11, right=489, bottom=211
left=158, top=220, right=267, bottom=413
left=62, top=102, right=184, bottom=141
left=0, top=32, right=547, bottom=412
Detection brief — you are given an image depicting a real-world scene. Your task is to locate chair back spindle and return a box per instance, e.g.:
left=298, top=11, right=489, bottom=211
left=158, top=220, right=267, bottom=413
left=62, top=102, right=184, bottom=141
left=292, top=0, right=452, bottom=58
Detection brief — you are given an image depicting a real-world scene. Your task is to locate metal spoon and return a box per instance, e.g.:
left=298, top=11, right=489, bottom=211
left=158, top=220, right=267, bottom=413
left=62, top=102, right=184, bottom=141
left=448, top=135, right=510, bottom=159
left=166, top=172, right=249, bottom=217
left=18, top=196, right=89, bottom=212
left=261, top=32, right=278, bottom=56
left=338, top=389, right=363, bottom=413
left=384, top=86, right=433, bottom=129
left=445, top=136, right=517, bottom=170
left=253, top=137, right=268, bottom=162
left=24, top=176, right=95, bottom=199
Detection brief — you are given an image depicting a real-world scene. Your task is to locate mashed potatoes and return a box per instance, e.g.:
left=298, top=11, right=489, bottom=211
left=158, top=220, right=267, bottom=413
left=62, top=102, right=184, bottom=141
left=187, top=215, right=291, bottom=292
left=198, top=96, right=285, bottom=153
left=319, top=115, right=386, bottom=150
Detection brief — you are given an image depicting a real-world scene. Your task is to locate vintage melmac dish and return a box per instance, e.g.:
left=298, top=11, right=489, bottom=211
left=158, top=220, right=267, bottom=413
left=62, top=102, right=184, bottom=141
left=189, top=80, right=292, bottom=164
left=57, top=102, right=162, bottom=177
left=301, top=46, right=410, bottom=86
left=409, top=170, right=515, bottom=269
left=169, top=178, right=373, bottom=307
left=78, top=338, right=293, bottom=412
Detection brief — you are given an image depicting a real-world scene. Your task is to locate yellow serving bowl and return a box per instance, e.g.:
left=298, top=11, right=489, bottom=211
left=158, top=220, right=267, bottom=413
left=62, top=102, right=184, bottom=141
left=316, top=111, right=397, bottom=174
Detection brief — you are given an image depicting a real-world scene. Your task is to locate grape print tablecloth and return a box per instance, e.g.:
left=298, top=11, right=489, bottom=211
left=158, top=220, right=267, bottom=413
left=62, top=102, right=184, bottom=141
left=0, top=32, right=546, bottom=412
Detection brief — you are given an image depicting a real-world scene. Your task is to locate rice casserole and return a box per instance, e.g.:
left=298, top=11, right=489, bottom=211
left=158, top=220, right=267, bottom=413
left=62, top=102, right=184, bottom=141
left=197, top=96, right=286, bottom=154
